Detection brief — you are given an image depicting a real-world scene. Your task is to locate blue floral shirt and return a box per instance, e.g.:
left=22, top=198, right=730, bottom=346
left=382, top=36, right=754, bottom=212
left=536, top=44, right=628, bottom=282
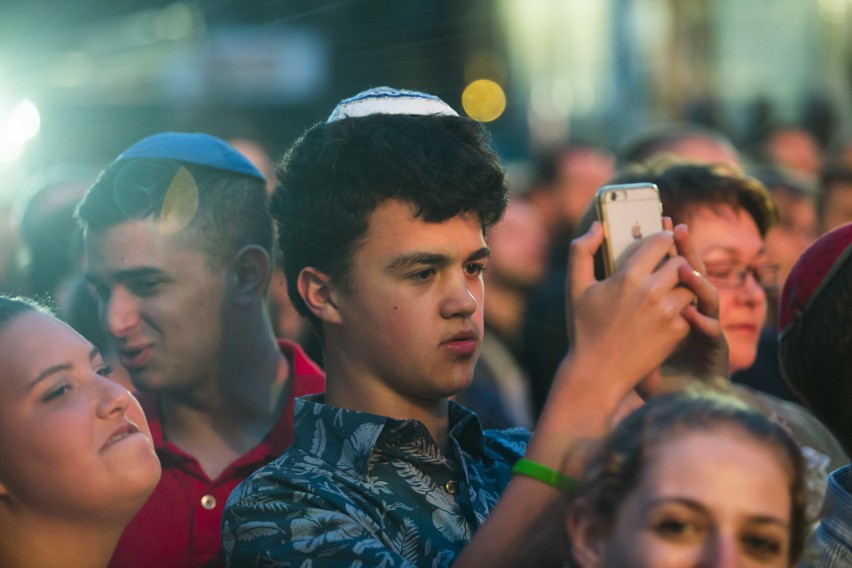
left=222, top=395, right=530, bottom=567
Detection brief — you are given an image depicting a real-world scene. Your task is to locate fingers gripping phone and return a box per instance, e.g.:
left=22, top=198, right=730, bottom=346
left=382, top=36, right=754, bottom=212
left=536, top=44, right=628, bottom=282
left=595, top=183, right=664, bottom=276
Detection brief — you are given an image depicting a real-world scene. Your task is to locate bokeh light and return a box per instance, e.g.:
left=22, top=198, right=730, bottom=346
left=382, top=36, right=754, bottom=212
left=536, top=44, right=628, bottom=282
left=461, top=79, right=507, bottom=122
left=0, top=98, right=41, bottom=164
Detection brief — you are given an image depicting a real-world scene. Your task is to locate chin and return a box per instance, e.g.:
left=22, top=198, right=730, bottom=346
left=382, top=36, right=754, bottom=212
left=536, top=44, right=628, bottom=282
left=730, top=353, right=758, bottom=375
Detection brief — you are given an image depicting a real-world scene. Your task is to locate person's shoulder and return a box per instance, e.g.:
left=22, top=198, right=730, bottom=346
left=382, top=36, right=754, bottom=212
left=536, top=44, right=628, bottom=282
left=802, top=468, right=852, bottom=568
left=225, top=445, right=315, bottom=510
left=732, top=384, right=847, bottom=472
left=483, top=427, right=531, bottom=458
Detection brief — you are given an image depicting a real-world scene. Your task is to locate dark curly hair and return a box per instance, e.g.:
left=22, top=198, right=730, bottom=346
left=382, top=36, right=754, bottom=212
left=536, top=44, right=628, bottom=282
left=272, top=113, right=508, bottom=327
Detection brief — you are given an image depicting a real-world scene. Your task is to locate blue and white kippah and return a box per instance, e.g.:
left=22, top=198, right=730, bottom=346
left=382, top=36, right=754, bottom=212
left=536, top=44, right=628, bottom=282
left=327, top=86, right=459, bottom=122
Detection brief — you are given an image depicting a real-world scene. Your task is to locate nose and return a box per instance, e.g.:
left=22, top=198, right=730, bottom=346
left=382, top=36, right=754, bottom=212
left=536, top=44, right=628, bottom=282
left=699, top=532, right=739, bottom=568
left=736, top=269, right=765, bottom=305
left=440, top=274, right=479, bottom=319
left=96, top=376, right=133, bottom=419
left=104, top=287, right=140, bottom=339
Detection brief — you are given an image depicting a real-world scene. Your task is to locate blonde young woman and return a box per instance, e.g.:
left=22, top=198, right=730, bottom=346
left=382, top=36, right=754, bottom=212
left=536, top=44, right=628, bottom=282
left=0, top=295, right=161, bottom=567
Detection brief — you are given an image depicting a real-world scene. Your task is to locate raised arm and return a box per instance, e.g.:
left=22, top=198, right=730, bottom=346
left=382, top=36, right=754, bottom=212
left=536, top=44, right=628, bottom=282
left=453, top=221, right=702, bottom=567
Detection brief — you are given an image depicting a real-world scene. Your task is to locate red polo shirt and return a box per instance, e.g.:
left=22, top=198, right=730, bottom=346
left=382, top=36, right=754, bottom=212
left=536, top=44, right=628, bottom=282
left=109, top=340, right=325, bottom=568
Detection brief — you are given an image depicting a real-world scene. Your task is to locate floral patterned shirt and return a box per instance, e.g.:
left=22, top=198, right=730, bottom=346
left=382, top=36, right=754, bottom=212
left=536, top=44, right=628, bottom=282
left=222, top=395, right=530, bottom=567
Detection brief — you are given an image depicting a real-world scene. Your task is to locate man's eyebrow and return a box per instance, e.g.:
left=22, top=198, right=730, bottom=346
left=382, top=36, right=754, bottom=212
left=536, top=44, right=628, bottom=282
left=384, top=247, right=491, bottom=273
left=385, top=251, right=453, bottom=273
left=466, top=247, right=491, bottom=262
left=84, top=267, right=165, bottom=284
left=28, top=347, right=100, bottom=392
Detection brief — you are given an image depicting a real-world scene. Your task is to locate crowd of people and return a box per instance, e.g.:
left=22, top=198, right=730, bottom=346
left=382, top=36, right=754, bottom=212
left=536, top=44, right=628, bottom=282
left=1, top=85, right=852, bottom=567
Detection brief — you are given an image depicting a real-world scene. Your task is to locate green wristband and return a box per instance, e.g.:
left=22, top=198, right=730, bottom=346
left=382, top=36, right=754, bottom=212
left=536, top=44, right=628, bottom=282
left=511, top=458, right=580, bottom=493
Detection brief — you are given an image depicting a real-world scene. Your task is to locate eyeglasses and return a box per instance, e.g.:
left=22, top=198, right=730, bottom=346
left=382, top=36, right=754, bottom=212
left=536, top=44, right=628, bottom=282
left=703, top=259, right=781, bottom=290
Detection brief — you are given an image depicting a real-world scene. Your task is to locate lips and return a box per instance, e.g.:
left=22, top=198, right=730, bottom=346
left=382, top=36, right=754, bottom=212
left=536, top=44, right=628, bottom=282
left=118, top=345, right=153, bottom=370
left=440, top=329, right=480, bottom=357
left=102, top=422, right=141, bottom=451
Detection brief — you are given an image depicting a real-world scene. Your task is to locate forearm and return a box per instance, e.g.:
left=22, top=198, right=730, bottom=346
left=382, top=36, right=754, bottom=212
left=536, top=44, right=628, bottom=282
left=453, top=354, right=626, bottom=567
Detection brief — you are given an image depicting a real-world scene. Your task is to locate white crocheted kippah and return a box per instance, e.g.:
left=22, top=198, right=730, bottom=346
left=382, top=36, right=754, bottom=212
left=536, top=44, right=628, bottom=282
left=327, top=86, right=459, bottom=122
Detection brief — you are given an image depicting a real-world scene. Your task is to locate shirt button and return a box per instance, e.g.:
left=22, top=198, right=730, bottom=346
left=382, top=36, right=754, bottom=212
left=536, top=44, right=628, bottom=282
left=444, top=480, right=457, bottom=494
left=200, top=495, right=217, bottom=510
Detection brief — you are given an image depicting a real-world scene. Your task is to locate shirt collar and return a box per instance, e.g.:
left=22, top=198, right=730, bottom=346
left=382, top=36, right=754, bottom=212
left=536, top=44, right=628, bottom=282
left=292, top=395, right=486, bottom=480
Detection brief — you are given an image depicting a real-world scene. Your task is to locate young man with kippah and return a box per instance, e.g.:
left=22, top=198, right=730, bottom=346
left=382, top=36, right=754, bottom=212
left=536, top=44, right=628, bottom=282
left=222, top=87, right=724, bottom=567
left=778, top=222, right=852, bottom=566
left=75, top=133, right=325, bottom=568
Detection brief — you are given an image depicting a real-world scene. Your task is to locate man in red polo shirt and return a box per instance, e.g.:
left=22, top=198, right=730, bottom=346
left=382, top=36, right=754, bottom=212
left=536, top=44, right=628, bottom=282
left=76, top=132, right=325, bottom=568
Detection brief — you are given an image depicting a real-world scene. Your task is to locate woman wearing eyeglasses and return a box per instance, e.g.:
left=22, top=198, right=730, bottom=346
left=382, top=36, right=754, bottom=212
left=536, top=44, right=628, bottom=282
left=608, top=161, right=847, bottom=515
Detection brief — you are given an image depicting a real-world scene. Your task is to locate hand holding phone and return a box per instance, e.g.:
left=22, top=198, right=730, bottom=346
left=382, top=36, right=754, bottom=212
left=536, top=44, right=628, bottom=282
left=594, top=183, right=664, bottom=276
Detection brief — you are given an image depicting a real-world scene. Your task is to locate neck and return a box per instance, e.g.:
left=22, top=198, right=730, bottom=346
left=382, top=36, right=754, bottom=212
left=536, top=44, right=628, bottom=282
left=159, top=327, right=290, bottom=478
left=322, top=358, right=451, bottom=452
left=0, top=512, right=121, bottom=568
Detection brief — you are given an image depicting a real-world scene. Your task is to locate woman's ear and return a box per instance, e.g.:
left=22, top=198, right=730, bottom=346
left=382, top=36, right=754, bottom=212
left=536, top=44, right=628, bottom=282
left=297, top=267, right=342, bottom=325
left=566, top=498, right=605, bottom=568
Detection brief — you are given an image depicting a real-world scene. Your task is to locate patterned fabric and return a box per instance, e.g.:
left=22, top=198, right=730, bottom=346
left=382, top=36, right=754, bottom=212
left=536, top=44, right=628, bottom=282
left=222, top=395, right=529, bottom=567
left=800, top=465, right=852, bottom=567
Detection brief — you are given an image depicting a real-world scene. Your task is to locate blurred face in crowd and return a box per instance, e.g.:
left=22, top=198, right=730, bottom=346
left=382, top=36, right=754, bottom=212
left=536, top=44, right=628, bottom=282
left=556, top=147, right=615, bottom=230
left=84, top=220, right=229, bottom=395
left=764, top=128, right=821, bottom=182
left=764, top=190, right=816, bottom=288
left=687, top=205, right=769, bottom=374
left=669, top=137, right=740, bottom=170
left=0, top=310, right=160, bottom=521
left=820, top=179, right=852, bottom=234
left=579, top=427, right=793, bottom=568
left=485, top=200, right=549, bottom=290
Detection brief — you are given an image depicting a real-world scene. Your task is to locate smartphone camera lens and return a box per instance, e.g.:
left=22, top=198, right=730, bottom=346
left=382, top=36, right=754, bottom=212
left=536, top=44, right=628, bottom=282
left=610, top=192, right=618, bottom=201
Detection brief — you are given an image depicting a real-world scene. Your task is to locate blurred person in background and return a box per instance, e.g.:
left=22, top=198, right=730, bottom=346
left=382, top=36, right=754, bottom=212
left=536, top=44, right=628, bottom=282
left=608, top=161, right=846, bottom=505
left=816, top=162, right=852, bottom=235
left=521, top=143, right=614, bottom=414
left=456, top=197, right=549, bottom=429
left=76, top=132, right=325, bottom=568
left=523, top=125, right=739, bottom=417
left=0, top=295, right=161, bottom=568
left=732, top=166, right=816, bottom=404
left=16, top=165, right=132, bottom=390
left=615, top=122, right=740, bottom=170
left=526, top=142, right=615, bottom=270
left=17, top=165, right=96, bottom=305
left=567, top=391, right=808, bottom=568
left=761, top=124, right=823, bottom=185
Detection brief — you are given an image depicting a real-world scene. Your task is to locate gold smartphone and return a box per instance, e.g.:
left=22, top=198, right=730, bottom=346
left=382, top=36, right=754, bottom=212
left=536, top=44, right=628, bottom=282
left=595, top=183, right=664, bottom=276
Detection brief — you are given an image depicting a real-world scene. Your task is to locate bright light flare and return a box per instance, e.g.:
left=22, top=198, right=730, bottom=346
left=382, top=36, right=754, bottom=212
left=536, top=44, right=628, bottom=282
left=0, top=98, right=41, bottom=164
left=462, top=79, right=507, bottom=122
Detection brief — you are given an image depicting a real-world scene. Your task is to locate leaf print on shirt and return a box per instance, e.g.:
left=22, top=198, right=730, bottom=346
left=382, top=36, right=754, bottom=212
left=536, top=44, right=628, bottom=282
left=310, top=417, right=327, bottom=456
left=394, top=461, right=469, bottom=542
left=290, top=510, right=366, bottom=554
left=338, top=423, right=384, bottom=476
left=391, top=517, right=423, bottom=564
